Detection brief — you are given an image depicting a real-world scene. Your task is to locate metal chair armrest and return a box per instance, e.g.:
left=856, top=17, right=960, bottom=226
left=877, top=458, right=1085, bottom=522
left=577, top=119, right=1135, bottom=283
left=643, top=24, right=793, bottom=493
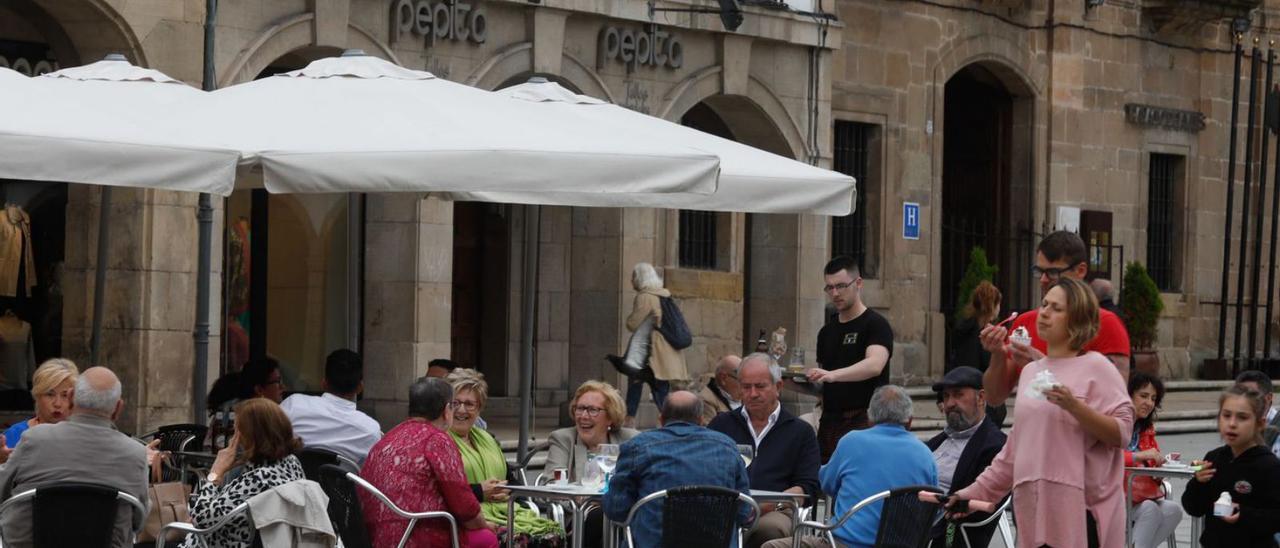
left=828, top=490, right=890, bottom=531
left=959, top=495, right=1012, bottom=529
left=347, top=472, right=460, bottom=548
left=157, top=501, right=249, bottom=548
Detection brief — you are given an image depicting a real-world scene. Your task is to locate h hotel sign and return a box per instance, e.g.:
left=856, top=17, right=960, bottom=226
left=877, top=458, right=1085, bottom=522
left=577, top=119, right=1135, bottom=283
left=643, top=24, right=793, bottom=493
left=598, top=25, right=683, bottom=73
left=391, top=0, right=487, bottom=46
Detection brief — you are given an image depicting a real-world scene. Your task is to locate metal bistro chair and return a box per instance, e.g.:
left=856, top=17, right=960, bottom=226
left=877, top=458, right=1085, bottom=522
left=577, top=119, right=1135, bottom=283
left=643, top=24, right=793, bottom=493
left=0, top=483, right=147, bottom=548
left=318, top=463, right=461, bottom=548
left=142, top=423, right=210, bottom=483
left=298, top=447, right=360, bottom=481
left=620, top=485, right=761, bottom=548
left=958, top=494, right=1014, bottom=548
left=157, top=501, right=263, bottom=548
left=792, top=485, right=943, bottom=548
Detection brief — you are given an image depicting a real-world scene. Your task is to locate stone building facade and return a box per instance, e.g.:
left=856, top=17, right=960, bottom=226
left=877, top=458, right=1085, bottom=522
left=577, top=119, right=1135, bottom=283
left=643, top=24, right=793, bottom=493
left=830, top=0, right=1267, bottom=382
left=0, top=0, right=839, bottom=432
left=6, top=0, right=1266, bottom=435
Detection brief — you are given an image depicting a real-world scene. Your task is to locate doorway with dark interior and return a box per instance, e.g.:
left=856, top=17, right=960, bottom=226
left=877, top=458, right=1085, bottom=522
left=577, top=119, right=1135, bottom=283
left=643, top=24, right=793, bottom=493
left=941, top=62, right=1036, bottom=364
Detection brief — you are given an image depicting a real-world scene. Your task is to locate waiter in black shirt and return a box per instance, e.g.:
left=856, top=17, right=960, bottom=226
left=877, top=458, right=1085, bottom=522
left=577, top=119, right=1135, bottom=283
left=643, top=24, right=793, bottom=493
left=806, top=255, right=894, bottom=462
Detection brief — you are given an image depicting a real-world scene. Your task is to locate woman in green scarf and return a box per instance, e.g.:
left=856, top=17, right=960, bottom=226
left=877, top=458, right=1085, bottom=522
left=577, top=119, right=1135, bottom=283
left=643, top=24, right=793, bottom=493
left=447, top=369, right=563, bottom=546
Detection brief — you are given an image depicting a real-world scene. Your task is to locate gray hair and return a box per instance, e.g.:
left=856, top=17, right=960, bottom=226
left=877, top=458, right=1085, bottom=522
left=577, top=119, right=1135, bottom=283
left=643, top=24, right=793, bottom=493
left=74, top=372, right=121, bottom=415
left=1090, top=278, right=1116, bottom=301
left=632, top=262, right=664, bottom=291
left=868, top=385, right=912, bottom=426
left=738, top=352, right=781, bottom=383
left=409, top=377, right=453, bottom=420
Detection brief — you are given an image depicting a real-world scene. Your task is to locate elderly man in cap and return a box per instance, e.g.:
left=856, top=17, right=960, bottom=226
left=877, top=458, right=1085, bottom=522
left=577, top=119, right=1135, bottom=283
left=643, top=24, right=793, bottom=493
left=925, top=367, right=1007, bottom=548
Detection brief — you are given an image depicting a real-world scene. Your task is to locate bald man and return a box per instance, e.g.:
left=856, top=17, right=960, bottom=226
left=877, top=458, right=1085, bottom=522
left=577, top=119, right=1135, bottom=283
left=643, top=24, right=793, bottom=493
left=604, top=391, right=751, bottom=548
left=1091, top=278, right=1123, bottom=318
left=700, top=355, right=744, bottom=423
left=0, top=366, right=150, bottom=547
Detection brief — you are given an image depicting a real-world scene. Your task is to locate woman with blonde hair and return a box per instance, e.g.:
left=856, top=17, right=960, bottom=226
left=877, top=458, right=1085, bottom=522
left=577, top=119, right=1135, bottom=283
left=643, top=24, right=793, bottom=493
left=446, top=369, right=562, bottom=544
left=546, top=380, right=637, bottom=548
left=946, top=277, right=1134, bottom=547
left=547, top=380, right=637, bottom=482
left=4, top=358, right=78, bottom=447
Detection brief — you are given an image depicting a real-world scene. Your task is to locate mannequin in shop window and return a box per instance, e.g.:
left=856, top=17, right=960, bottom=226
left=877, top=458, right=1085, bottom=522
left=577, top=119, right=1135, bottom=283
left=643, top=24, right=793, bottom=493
left=0, top=203, right=37, bottom=411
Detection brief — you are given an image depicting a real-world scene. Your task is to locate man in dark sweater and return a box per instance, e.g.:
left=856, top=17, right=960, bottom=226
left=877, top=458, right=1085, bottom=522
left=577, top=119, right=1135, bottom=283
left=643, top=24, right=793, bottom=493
left=925, top=367, right=1007, bottom=548
left=709, top=353, right=821, bottom=548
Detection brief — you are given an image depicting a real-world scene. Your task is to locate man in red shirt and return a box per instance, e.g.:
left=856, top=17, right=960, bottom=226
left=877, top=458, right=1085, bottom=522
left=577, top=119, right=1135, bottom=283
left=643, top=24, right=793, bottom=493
left=980, top=231, right=1130, bottom=406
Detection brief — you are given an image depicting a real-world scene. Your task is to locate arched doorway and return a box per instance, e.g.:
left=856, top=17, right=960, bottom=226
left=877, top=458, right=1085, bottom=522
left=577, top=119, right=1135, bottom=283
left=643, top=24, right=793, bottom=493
left=221, top=47, right=355, bottom=389
left=676, top=96, right=796, bottom=361
left=940, top=62, right=1037, bottom=361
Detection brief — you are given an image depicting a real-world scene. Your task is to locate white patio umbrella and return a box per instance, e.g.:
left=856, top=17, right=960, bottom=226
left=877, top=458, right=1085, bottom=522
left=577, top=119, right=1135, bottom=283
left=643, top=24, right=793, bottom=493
left=452, top=78, right=857, bottom=215
left=0, top=55, right=243, bottom=376
left=173, top=52, right=720, bottom=197
left=0, top=55, right=239, bottom=195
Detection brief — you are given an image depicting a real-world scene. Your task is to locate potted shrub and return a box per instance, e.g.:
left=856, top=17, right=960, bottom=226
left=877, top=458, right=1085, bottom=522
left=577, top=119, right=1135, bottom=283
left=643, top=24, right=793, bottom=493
left=954, top=246, right=998, bottom=326
left=1121, top=261, right=1164, bottom=376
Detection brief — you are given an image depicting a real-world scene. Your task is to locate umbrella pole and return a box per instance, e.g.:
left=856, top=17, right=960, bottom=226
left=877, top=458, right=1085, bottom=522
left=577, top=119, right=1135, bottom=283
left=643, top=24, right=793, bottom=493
left=89, top=187, right=111, bottom=366
left=517, top=205, right=541, bottom=463
left=193, top=0, right=218, bottom=422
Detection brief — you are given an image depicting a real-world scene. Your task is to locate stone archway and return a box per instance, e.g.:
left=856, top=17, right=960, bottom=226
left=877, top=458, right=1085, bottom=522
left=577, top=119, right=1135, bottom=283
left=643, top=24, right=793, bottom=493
left=1, top=0, right=146, bottom=68
left=672, top=94, right=802, bottom=365
left=939, top=59, right=1038, bottom=362
left=220, top=14, right=397, bottom=87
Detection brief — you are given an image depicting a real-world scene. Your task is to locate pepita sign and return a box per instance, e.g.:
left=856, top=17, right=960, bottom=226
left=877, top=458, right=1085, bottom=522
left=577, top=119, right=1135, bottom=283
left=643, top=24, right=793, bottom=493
left=391, top=0, right=487, bottom=46
left=598, top=26, right=683, bottom=72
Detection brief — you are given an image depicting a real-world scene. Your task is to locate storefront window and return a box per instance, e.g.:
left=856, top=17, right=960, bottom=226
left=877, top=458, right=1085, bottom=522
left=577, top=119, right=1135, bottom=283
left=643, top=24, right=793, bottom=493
left=0, top=181, right=66, bottom=409
left=223, top=191, right=354, bottom=392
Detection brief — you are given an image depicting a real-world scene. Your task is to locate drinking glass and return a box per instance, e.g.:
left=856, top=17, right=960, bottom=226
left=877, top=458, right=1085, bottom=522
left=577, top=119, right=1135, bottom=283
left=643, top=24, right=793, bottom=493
left=598, top=444, right=620, bottom=475
left=737, top=444, right=755, bottom=467
left=581, top=452, right=604, bottom=489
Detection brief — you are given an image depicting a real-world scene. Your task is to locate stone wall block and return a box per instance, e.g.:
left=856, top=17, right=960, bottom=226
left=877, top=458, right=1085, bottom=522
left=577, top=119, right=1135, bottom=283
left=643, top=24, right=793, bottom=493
left=416, top=222, right=454, bottom=284
left=365, top=221, right=416, bottom=283
left=150, top=204, right=198, bottom=273
left=142, top=328, right=196, bottom=408
left=365, top=281, right=417, bottom=342
left=414, top=282, right=452, bottom=344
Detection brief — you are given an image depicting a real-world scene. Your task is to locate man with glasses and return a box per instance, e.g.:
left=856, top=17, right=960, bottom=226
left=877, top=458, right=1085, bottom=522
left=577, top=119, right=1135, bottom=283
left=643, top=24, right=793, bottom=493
left=981, top=230, right=1131, bottom=407
left=803, top=255, right=894, bottom=463
left=700, top=354, right=744, bottom=423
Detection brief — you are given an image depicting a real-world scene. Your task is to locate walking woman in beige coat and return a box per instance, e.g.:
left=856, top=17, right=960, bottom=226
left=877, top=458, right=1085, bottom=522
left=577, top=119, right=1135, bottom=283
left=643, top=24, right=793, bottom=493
left=622, top=263, right=688, bottom=425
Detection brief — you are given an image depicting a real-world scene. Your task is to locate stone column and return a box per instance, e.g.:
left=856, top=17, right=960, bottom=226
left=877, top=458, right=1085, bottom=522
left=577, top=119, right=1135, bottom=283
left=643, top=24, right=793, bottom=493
left=361, top=195, right=453, bottom=430
left=62, top=185, right=220, bottom=434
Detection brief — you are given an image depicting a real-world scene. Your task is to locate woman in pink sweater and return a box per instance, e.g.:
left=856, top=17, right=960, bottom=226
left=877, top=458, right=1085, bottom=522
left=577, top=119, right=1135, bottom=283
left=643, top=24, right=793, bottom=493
left=951, top=277, right=1134, bottom=547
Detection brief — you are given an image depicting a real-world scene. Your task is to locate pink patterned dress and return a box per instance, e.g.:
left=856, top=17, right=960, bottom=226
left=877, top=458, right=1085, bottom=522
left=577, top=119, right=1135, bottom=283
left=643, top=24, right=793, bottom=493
left=360, top=419, right=498, bottom=548
left=957, top=351, right=1134, bottom=547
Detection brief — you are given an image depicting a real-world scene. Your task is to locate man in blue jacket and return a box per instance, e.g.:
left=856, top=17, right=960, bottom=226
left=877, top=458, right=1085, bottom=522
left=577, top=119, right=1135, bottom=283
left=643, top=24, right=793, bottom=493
left=709, top=353, right=821, bottom=548
left=765, top=385, right=937, bottom=548
left=604, top=391, right=751, bottom=548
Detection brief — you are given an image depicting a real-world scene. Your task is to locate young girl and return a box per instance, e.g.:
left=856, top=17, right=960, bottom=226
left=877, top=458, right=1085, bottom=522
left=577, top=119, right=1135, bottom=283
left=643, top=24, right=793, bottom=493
left=1125, top=371, right=1182, bottom=548
left=950, top=277, right=1133, bottom=547
left=1181, top=384, right=1280, bottom=547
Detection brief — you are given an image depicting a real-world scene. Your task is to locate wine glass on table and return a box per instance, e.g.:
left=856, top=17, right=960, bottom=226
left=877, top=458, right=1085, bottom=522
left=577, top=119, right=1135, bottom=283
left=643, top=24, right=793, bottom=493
left=737, top=444, right=755, bottom=468
left=598, top=444, right=620, bottom=479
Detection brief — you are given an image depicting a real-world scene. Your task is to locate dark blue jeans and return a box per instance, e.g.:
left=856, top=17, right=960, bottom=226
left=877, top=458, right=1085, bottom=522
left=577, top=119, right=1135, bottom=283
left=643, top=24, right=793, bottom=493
left=625, top=378, right=670, bottom=417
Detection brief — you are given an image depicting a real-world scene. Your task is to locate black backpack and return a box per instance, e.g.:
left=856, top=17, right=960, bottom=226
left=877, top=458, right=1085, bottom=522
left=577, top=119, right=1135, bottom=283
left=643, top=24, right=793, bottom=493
left=655, top=296, right=693, bottom=350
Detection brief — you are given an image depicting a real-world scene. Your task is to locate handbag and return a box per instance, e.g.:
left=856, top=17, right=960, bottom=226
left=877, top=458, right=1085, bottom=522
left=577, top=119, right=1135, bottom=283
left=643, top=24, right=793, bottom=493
left=137, top=454, right=192, bottom=542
